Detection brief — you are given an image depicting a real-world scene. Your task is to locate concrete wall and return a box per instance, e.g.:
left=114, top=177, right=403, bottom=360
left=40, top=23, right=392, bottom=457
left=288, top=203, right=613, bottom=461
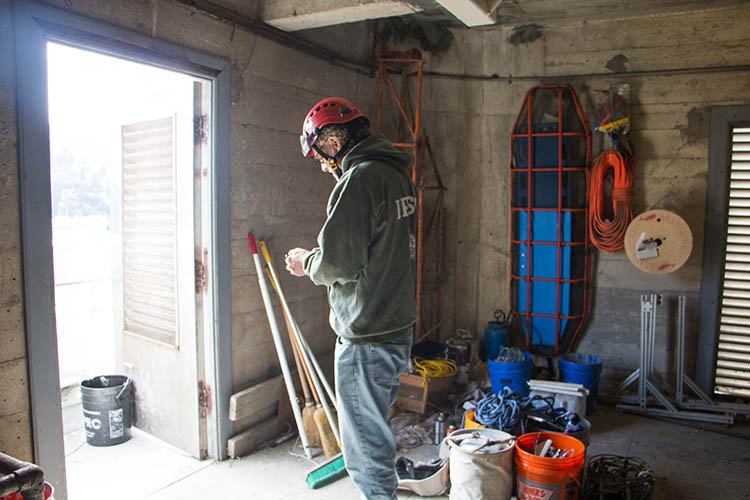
left=412, top=3, right=750, bottom=389
left=0, top=0, right=32, bottom=462
left=0, top=0, right=375, bottom=460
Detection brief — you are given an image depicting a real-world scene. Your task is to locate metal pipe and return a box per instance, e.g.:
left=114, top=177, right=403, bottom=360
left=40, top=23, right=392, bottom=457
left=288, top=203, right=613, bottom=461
left=423, top=64, right=750, bottom=82
left=0, top=453, right=45, bottom=500
left=247, top=234, right=313, bottom=459
left=677, top=296, right=686, bottom=403
left=555, top=88, right=563, bottom=352
left=639, top=295, right=648, bottom=408
left=525, top=88, right=533, bottom=347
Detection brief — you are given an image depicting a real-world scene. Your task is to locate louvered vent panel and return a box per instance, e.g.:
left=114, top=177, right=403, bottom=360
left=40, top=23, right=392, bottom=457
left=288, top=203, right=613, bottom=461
left=716, top=126, right=750, bottom=397
left=122, top=117, right=177, bottom=346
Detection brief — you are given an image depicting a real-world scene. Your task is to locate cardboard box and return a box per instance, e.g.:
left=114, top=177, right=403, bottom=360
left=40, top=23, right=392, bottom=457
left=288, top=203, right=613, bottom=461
left=395, top=372, right=454, bottom=414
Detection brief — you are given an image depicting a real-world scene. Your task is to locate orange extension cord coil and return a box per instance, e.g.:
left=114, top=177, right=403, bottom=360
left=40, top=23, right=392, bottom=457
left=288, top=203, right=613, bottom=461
left=588, top=147, right=635, bottom=253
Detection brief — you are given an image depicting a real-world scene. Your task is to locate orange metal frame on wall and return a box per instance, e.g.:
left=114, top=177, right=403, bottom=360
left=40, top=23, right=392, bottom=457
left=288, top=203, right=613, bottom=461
left=509, top=85, right=592, bottom=354
left=375, top=45, right=446, bottom=341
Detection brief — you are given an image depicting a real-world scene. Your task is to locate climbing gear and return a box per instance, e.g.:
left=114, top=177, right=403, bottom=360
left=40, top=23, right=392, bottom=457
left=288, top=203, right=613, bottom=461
left=581, top=455, right=655, bottom=500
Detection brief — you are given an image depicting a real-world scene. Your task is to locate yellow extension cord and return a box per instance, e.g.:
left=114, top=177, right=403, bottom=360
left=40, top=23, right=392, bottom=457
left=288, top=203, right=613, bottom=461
left=413, top=357, right=458, bottom=387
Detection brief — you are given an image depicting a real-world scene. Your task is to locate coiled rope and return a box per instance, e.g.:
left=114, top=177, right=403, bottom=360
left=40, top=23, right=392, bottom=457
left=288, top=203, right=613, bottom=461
left=469, top=387, right=582, bottom=434
left=413, top=357, right=457, bottom=387
left=589, top=147, right=636, bottom=252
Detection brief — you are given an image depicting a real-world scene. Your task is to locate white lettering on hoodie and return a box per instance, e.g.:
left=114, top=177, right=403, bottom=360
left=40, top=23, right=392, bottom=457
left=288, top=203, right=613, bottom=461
left=395, top=195, right=416, bottom=220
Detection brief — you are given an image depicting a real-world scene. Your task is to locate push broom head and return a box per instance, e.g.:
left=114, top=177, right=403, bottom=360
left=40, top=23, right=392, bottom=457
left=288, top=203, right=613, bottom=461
left=305, top=453, right=347, bottom=489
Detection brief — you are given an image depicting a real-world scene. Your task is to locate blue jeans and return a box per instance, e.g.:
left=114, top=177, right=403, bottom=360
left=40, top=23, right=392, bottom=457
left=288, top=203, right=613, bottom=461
left=335, top=330, right=413, bottom=500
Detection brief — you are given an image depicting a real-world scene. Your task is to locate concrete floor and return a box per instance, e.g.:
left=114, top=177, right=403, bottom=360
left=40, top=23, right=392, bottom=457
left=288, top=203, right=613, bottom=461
left=62, top=403, right=750, bottom=500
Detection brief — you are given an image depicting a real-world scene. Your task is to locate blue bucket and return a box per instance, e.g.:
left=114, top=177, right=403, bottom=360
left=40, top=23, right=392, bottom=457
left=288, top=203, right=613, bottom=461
left=558, top=353, right=602, bottom=415
left=488, top=352, right=534, bottom=396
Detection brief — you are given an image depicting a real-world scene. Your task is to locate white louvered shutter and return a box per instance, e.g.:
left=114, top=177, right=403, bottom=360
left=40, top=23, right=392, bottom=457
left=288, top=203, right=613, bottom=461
left=121, top=116, right=178, bottom=346
left=716, top=126, right=750, bottom=397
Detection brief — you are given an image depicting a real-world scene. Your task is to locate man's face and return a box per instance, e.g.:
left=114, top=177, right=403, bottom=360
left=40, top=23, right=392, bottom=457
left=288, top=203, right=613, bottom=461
left=314, top=137, right=342, bottom=176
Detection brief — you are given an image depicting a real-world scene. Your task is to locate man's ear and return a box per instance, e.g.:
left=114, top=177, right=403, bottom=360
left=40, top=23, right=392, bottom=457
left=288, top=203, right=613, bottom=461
left=328, top=135, right=343, bottom=153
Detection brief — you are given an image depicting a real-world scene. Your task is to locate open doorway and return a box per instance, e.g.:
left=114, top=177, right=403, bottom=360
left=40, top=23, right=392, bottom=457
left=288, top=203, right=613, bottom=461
left=46, top=42, right=214, bottom=499
left=15, top=4, right=233, bottom=497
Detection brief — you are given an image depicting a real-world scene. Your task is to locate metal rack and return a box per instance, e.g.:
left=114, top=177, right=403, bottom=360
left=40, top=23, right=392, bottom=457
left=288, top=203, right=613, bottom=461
left=614, top=294, right=750, bottom=424
left=375, top=45, right=446, bottom=341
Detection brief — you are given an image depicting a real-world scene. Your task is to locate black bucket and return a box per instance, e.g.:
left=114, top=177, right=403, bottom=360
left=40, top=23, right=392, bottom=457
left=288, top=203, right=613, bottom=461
left=80, top=375, right=135, bottom=446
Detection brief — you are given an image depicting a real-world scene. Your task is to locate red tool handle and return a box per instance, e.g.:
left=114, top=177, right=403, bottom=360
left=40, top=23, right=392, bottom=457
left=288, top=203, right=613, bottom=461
left=248, top=233, right=258, bottom=254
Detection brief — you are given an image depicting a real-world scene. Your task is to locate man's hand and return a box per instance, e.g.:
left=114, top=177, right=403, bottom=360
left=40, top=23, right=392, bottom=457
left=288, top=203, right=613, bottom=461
left=285, top=247, right=311, bottom=277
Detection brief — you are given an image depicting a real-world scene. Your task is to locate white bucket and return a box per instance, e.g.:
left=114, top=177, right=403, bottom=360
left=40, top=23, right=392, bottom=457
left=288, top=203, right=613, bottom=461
left=444, top=428, right=515, bottom=500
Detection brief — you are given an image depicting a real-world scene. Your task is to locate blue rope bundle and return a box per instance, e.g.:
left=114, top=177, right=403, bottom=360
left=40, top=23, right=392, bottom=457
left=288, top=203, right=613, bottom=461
left=467, top=386, right=582, bottom=434
left=473, top=387, right=523, bottom=433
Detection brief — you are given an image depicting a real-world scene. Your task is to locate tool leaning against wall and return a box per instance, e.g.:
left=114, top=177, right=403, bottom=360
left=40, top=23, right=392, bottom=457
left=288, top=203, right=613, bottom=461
left=247, top=234, right=348, bottom=488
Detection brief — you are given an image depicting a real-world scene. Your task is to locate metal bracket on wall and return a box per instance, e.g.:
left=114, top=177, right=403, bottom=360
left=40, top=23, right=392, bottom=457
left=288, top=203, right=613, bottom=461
left=611, top=294, right=750, bottom=424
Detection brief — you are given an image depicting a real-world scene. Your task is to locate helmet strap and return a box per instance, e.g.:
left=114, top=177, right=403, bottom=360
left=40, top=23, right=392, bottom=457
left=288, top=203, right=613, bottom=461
left=313, top=137, right=352, bottom=181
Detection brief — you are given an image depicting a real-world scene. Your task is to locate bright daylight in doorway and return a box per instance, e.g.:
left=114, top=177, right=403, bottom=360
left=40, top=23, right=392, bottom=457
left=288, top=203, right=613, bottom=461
left=47, top=42, right=208, bottom=500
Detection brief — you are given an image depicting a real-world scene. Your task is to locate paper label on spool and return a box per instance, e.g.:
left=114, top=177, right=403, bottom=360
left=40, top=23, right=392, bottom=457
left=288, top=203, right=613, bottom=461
left=624, top=210, right=693, bottom=275
left=636, top=232, right=660, bottom=260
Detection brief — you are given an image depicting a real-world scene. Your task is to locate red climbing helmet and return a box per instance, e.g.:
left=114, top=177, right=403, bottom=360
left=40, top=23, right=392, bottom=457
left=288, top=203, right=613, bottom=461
left=300, top=97, right=368, bottom=157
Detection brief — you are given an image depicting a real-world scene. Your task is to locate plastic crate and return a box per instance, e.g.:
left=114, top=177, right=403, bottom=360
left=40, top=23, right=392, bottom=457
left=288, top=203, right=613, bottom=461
left=396, top=372, right=454, bottom=414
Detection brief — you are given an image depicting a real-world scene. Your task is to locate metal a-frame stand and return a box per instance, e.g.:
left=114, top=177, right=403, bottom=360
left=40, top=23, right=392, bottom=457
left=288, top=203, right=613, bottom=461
left=614, top=294, right=750, bottom=424
left=375, top=45, right=446, bottom=341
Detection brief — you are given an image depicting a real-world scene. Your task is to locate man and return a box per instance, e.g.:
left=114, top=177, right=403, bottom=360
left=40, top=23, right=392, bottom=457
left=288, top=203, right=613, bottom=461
left=285, top=97, right=417, bottom=500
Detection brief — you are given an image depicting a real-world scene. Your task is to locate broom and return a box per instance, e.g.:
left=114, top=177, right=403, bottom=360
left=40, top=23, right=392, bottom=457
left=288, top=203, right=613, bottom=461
left=259, top=241, right=320, bottom=448
left=285, top=304, right=321, bottom=447
left=257, top=239, right=346, bottom=487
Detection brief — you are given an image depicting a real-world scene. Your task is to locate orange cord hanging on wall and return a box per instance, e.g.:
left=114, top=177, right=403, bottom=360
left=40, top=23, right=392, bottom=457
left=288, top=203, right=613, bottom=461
left=589, top=147, right=636, bottom=252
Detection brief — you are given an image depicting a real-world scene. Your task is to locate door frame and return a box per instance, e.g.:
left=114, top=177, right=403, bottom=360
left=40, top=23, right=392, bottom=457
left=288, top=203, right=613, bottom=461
left=13, top=1, right=233, bottom=497
left=696, top=105, right=750, bottom=395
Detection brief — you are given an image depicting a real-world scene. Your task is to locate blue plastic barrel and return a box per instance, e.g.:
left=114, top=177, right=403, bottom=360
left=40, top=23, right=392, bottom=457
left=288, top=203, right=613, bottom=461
left=558, top=353, right=602, bottom=415
left=484, top=309, right=508, bottom=361
left=488, top=352, right=534, bottom=396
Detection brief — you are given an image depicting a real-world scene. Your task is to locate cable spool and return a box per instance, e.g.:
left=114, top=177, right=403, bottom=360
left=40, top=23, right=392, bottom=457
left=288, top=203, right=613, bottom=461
left=623, top=210, right=692, bottom=275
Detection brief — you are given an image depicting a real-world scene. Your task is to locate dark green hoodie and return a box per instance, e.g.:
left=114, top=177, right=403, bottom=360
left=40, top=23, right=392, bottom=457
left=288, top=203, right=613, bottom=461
left=303, top=134, right=417, bottom=341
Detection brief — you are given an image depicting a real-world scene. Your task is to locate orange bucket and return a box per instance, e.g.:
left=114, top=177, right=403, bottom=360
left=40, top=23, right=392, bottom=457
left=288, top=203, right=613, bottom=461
left=514, top=432, right=585, bottom=500
left=464, top=409, right=484, bottom=429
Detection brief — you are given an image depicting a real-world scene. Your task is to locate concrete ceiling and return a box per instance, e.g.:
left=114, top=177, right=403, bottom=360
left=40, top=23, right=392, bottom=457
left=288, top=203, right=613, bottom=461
left=260, top=0, right=749, bottom=32
left=260, top=0, right=492, bottom=31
